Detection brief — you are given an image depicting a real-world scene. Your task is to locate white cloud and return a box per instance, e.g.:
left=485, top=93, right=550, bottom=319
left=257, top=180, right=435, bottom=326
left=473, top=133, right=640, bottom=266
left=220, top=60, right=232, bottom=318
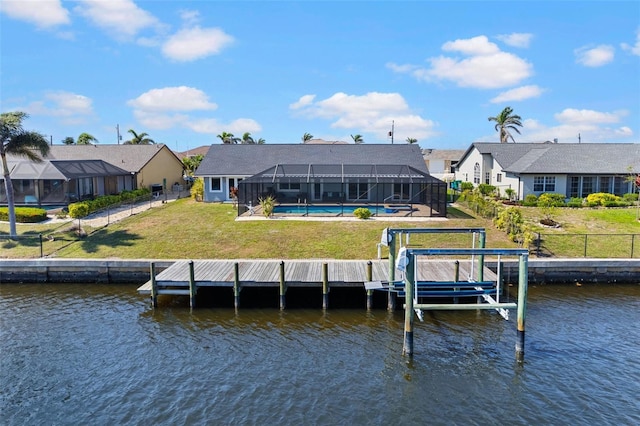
left=390, top=35, right=533, bottom=89
left=621, top=28, right=640, bottom=56
left=184, top=118, right=261, bottom=135
left=518, top=109, right=632, bottom=143
left=162, top=26, right=234, bottom=62
left=490, top=85, right=544, bottom=103
left=289, top=95, right=316, bottom=110
left=290, top=92, right=437, bottom=141
left=495, top=33, right=533, bottom=48
left=385, top=62, right=418, bottom=73
left=74, top=0, right=160, bottom=40
left=574, top=45, right=615, bottom=67
left=127, top=86, right=218, bottom=112
left=18, top=91, right=93, bottom=125
left=554, top=108, right=623, bottom=125
left=0, top=0, right=70, bottom=28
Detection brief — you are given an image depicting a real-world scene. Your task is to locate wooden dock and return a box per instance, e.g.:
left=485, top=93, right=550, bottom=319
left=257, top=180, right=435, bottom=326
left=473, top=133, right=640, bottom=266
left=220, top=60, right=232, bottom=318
left=137, top=259, right=496, bottom=294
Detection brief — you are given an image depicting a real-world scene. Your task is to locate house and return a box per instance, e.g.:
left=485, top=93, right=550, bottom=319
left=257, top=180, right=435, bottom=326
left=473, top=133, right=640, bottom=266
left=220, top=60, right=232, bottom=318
left=1, top=144, right=185, bottom=206
left=455, top=142, right=640, bottom=200
left=422, top=149, right=465, bottom=182
left=194, top=144, right=448, bottom=216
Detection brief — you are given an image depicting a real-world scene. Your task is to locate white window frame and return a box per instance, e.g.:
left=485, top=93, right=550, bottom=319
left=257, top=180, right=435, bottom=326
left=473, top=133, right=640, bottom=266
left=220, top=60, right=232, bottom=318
left=209, top=177, right=222, bottom=192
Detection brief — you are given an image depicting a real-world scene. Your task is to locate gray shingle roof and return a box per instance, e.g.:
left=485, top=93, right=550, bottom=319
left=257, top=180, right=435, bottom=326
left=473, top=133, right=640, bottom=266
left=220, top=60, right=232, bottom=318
left=41, top=144, right=179, bottom=173
left=195, top=144, right=429, bottom=176
left=469, top=143, right=640, bottom=174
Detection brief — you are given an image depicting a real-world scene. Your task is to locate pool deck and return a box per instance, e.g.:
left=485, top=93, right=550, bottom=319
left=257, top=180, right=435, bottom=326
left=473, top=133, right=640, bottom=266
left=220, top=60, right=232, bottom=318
left=238, top=203, right=446, bottom=221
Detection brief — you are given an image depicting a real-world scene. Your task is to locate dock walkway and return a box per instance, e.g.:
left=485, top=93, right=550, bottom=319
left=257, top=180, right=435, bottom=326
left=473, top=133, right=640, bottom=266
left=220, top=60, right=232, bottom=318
left=137, top=259, right=496, bottom=294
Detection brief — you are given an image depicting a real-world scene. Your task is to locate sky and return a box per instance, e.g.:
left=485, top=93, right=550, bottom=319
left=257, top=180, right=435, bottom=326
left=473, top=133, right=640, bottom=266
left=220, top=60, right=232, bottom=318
left=1, top=1, right=639, bottom=153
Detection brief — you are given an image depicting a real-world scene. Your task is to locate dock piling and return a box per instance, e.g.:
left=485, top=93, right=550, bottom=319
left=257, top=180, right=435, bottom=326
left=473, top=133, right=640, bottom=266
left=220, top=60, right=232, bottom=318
left=402, top=255, right=415, bottom=356
left=322, top=262, right=329, bottom=310
left=516, top=253, right=529, bottom=361
left=366, top=261, right=373, bottom=310
left=279, top=261, right=286, bottom=310
left=188, top=260, right=196, bottom=309
left=233, top=262, right=240, bottom=309
left=150, top=262, right=158, bottom=308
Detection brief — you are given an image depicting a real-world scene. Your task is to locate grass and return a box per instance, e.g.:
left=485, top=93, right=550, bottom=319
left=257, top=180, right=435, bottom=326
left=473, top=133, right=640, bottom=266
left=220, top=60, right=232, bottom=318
left=0, top=199, right=638, bottom=259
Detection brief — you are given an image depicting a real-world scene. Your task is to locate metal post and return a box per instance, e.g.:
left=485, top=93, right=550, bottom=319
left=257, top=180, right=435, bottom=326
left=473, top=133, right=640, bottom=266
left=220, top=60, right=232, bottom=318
left=366, top=260, right=373, bottom=310
left=478, top=231, right=486, bottom=282
left=584, top=235, right=588, bottom=257
left=631, top=234, right=635, bottom=258
left=388, top=232, right=397, bottom=311
left=322, top=262, right=329, bottom=310
left=188, top=260, right=196, bottom=309
left=233, top=262, right=240, bottom=309
left=150, top=262, right=158, bottom=308
left=279, top=261, right=286, bottom=310
left=536, top=233, right=541, bottom=257
left=516, top=253, right=529, bottom=361
left=453, top=259, right=460, bottom=304
left=402, top=252, right=415, bottom=356
left=39, top=233, right=43, bottom=258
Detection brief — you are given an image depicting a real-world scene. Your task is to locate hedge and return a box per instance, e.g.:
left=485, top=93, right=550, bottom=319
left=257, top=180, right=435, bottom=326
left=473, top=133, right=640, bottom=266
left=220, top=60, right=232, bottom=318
left=0, top=207, right=48, bottom=223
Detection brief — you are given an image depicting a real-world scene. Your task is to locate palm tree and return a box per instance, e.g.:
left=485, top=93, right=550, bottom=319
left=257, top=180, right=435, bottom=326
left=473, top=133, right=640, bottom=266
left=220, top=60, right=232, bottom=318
left=351, top=134, right=364, bottom=144
left=406, top=137, right=418, bottom=144
left=488, top=106, right=523, bottom=143
left=124, top=129, right=155, bottom=145
left=255, top=138, right=266, bottom=145
left=302, top=132, right=313, bottom=143
left=241, top=132, right=254, bottom=144
left=77, top=132, right=98, bottom=145
left=217, top=132, right=238, bottom=144
left=62, top=136, right=75, bottom=145
left=1, top=112, right=50, bottom=237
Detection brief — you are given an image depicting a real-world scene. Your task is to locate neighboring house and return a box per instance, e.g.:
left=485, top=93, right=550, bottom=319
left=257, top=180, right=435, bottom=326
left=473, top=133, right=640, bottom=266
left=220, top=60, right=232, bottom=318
left=176, top=145, right=211, bottom=160
left=423, top=149, right=465, bottom=181
left=455, top=142, right=640, bottom=200
left=194, top=144, right=447, bottom=216
left=1, top=144, right=185, bottom=206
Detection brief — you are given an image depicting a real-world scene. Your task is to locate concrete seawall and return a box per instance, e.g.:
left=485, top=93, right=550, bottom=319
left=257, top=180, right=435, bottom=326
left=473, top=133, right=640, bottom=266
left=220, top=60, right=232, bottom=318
left=1, top=258, right=639, bottom=284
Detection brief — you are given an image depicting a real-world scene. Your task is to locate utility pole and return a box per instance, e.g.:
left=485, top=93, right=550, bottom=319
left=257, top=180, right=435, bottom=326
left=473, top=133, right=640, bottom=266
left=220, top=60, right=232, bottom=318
left=389, top=120, right=394, bottom=144
left=116, top=124, right=122, bottom=144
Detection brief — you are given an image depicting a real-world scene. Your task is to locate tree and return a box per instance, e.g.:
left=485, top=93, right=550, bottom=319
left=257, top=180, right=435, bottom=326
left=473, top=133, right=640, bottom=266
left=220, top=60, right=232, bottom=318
left=124, top=129, right=155, bottom=145
left=255, top=138, right=266, bottom=145
left=488, top=106, right=523, bottom=143
left=406, top=137, right=418, bottom=144
left=182, top=154, right=204, bottom=176
left=351, top=134, right=364, bottom=144
left=241, top=132, right=254, bottom=144
left=62, top=136, right=75, bottom=145
left=1, top=112, right=50, bottom=237
left=77, top=132, right=98, bottom=145
left=302, top=132, right=313, bottom=143
left=217, top=132, right=238, bottom=144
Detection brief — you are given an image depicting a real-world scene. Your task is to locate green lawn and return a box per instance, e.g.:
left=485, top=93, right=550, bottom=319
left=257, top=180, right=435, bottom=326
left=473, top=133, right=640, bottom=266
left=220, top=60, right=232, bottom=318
left=1, top=199, right=638, bottom=259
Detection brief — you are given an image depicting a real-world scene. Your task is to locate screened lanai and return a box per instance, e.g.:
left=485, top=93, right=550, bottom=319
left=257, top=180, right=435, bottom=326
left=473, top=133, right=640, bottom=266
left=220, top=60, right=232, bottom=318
left=237, top=164, right=447, bottom=217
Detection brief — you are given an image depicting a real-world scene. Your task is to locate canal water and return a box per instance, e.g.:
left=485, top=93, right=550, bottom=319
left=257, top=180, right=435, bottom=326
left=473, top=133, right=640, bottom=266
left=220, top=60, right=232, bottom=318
left=1, top=283, right=639, bottom=425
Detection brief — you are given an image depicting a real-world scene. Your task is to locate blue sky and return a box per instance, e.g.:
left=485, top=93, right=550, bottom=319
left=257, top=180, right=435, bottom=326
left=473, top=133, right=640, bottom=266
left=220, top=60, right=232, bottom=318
left=1, top=1, right=639, bottom=153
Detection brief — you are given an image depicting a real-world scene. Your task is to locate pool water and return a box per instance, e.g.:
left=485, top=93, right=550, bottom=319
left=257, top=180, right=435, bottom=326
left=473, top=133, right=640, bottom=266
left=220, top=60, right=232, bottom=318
left=273, top=204, right=386, bottom=215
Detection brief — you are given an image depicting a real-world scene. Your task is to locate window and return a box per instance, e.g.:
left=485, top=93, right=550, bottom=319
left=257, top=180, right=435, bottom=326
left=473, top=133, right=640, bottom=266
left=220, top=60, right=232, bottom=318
left=348, top=182, right=369, bottom=200
left=533, top=176, right=555, bottom=192
left=581, top=176, right=594, bottom=196
left=393, top=183, right=410, bottom=199
left=278, top=182, right=301, bottom=191
left=613, top=176, right=627, bottom=196
left=598, top=176, right=611, bottom=193
left=570, top=177, right=580, bottom=197
left=473, top=163, right=480, bottom=184
left=496, top=173, right=502, bottom=183
left=484, top=172, right=491, bottom=184
left=210, top=177, right=221, bottom=192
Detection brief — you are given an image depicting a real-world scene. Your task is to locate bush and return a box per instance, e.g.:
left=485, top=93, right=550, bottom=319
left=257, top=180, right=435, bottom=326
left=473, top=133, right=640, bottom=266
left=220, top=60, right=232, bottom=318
left=622, top=193, right=639, bottom=203
left=353, top=207, right=372, bottom=219
left=493, top=206, right=534, bottom=247
left=477, top=183, right=496, bottom=196
left=460, top=182, right=474, bottom=192
left=603, top=200, right=630, bottom=208
left=537, top=193, right=565, bottom=207
left=567, top=197, right=584, bottom=208
left=586, top=192, right=619, bottom=206
left=258, top=194, right=276, bottom=218
left=191, top=178, right=204, bottom=201
left=523, top=194, right=538, bottom=206
left=0, top=207, right=48, bottom=223
left=68, top=203, right=89, bottom=219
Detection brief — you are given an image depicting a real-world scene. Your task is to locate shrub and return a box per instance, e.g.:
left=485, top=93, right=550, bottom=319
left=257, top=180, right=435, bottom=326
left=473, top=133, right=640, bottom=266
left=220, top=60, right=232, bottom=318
left=353, top=207, right=372, bottom=219
left=460, top=182, right=474, bottom=192
left=586, top=192, right=619, bottom=206
left=537, top=193, right=565, bottom=207
left=477, top=183, right=496, bottom=196
left=258, top=194, right=276, bottom=218
left=493, top=206, right=534, bottom=247
left=603, top=200, right=630, bottom=208
left=523, top=194, right=538, bottom=206
left=68, top=203, right=89, bottom=219
left=0, top=207, right=48, bottom=223
left=567, top=197, right=584, bottom=208
left=504, top=188, right=516, bottom=201
left=622, top=193, right=639, bottom=203
left=190, top=178, right=204, bottom=201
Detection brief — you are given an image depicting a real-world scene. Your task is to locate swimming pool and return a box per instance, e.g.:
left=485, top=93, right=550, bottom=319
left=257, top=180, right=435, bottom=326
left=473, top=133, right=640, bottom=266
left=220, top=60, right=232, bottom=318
left=273, top=204, right=386, bottom=215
